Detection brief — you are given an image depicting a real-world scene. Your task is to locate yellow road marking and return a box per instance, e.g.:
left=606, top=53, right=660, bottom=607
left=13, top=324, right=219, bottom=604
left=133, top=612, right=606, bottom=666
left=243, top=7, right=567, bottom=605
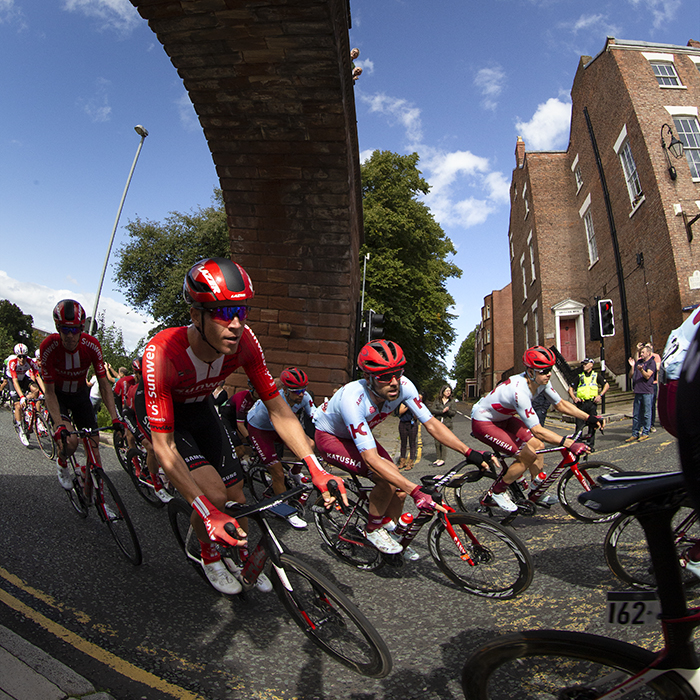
left=0, top=577, right=205, bottom=700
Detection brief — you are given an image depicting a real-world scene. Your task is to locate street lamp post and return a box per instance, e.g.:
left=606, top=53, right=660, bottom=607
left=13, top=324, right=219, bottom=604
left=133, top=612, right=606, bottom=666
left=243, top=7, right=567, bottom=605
left=88, top=125, right=149, bottom=336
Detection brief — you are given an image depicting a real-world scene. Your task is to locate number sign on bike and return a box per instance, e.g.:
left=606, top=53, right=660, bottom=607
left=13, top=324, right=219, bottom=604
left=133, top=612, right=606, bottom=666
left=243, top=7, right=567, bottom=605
left=606, top=591, right=660, bottom=627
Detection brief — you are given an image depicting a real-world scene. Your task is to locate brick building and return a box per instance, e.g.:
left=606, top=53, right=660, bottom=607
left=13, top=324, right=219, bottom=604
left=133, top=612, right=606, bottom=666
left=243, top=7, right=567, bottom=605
left=509, top=37, right=700, bottom=386
left=475, top=283, right=514, bottom=395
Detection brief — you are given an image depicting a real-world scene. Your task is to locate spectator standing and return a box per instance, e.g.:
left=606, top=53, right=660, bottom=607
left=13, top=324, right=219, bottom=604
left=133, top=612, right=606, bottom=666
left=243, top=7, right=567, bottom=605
left=649, top=344, right=661, bottom=432
left=430, top=385, right=456, bottom=466
left=568, top=358, right=609, bottom=450
left=397, top=396, right=420, bottom=470
left=625, top=343, right=656, bottom=442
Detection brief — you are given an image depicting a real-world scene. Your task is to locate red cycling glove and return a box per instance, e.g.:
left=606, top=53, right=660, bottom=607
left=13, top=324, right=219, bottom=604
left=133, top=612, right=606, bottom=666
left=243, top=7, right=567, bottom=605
left=112, top=418, right=127, bottom=435
left=568, top=441, right=589, bottom=456
left=411, top=485, right=437, bottom=512
left=53, top=426, right=70, bottom=444
left=192, top=495, right=244, bottom=547
left=303, top=454, right=347, bottom=502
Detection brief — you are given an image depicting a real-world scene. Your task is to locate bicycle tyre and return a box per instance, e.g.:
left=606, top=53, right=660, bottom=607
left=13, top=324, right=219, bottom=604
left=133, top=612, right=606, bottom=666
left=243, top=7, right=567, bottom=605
left=604, top=508, right=700, bottom=591
left=66, top=463, right=89, bottom=519
left=113, top=431, right=130, bottom=472
left=461, top=629, right=694, bottom=699
left=94, top=470, right=142, bottom=565
left=271, top=552, right=392, bottom=678
left=557, top=460, right=623, bottom=523
left=125, top=448, right=164, bottom=508
left=34, top=411, right=55, bottom=460
left=428, top=513, right=533, bottom=599
left=168, top=498, right=209, bottom=578
left=312, top=493, right=383, bottom=571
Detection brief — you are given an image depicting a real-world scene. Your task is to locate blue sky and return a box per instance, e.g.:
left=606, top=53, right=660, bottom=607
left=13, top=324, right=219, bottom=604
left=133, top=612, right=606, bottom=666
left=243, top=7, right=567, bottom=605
left=0, top=0, right=696, bottom=364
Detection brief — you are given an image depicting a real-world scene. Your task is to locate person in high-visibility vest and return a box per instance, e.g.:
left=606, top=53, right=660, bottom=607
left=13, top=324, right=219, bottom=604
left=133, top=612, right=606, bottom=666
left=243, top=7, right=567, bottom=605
left=568, top=358, right=609, bottom=450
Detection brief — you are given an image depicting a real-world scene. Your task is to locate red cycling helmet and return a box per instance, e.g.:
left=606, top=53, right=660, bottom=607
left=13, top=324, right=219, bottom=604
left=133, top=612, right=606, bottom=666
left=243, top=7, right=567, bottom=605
left=183, top=257, right=254, bottom=306
left=53, top=299, right=86, bottom=329
left=132, top=359, right=142, bottom=373
left=523, top=345, right=556, bottom=370
left=280, top=367, right=308, bottom=390
left=357, top=340, right=406, bottom=374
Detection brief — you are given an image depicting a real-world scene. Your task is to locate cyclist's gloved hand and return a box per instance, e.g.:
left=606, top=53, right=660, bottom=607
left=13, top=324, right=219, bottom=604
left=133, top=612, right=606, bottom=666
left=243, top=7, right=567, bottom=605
left=585, top=414, right=604, bottom=429
left=112, top=418, right=127, bottom=435
left=410, top=485, right=438, bottom=512
left=569, top=441, right=590, bottom=456
left=303, top=454, right=349, bottom=507
left=465, top=449, right=493, bottom=468
left=192, top=495, right=246, bottom=547
left=53, top=426, right=70, bottom=444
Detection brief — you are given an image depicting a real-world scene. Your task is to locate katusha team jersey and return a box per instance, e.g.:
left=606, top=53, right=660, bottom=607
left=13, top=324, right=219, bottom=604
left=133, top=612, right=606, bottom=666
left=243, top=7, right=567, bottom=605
left=143, top=325, right=278, bottom=434
left=247, top=389, right=315, bottom=431
left=471, top=373, right=561, bottom=429
left=39, top=333, right=106, bottom=393
left=313, top=376, right=432, bottom=453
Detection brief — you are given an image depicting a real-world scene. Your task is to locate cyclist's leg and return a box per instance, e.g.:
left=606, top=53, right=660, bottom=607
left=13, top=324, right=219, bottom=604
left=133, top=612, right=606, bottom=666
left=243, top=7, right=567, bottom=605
left=247, top=424, right=287, bottom=493
left=472, top=418, right=534, bottom=484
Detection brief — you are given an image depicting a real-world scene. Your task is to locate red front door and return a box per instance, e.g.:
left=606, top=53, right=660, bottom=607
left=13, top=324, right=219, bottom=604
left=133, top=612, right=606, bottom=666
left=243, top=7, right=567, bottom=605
left=560, top=318, right=577, bottom=362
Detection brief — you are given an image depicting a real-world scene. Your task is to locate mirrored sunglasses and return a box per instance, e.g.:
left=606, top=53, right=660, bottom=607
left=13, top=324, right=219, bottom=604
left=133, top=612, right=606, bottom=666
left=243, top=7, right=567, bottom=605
left=288, top=388, right=306, bottom=395
left=537, top=368, right=552, bottom=375
left=60, top=326, right=82, bottom=335
left=206, top=305, right=249, bottom=323
left=374, top=369, right=404, bottom=384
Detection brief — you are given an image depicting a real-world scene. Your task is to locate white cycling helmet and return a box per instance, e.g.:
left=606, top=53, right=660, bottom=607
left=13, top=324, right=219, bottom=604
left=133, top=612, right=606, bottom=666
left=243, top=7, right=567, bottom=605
left=13, top=343, right=28, bottom=356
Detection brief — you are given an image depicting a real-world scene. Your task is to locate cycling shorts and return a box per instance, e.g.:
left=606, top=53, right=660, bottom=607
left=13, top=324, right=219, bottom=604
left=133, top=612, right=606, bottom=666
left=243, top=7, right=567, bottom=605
left=471, top=418, right=533, bottom=456
left=315, top=429, right=393, bottom=478
left=135, top=394, right=243, bottom=488
left=9, top=376, right=32, bottom=399
left=55, top=389, right=98, bottom=432
left=122, top=406, right=150, bottom=444
left=247, top=424, right=282, bottom=466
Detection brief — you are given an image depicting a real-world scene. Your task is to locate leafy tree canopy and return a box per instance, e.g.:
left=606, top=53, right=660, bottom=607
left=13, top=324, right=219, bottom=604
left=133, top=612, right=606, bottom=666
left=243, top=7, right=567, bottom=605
left=451, top=327, right=477, bottom=395
left=360, top=151, right=462, bottom=389
left=0, top=299, right=34, bottom=357
left=91, top=311, right=134, bottom=372
left=114, top=189, right=229, bottom=332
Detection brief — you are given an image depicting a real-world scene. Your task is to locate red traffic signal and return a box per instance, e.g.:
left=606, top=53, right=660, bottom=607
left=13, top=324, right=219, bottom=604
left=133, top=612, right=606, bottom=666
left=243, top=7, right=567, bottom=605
left=598, top=299, right=615, bottom=337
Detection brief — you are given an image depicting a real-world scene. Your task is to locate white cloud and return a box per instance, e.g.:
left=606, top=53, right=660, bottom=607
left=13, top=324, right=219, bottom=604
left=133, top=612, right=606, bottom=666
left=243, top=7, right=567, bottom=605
left=0, top=271, right=156, bottom=350
left=77, top=77, right=112, bottom=123
left=359, top=148, right=374, bottom=163
left=515, top=97, right=571, bottom=150
left=474, top=65, right=506, bottom=111
left=355, top=58, right=374, bottom=75
left=62, top=0, right=141, bottom=33
left=176, top=92, right=199, bottom=132
left=627, top=0, right=681, bottom=28
left=360, top=93, right=423, bottom=146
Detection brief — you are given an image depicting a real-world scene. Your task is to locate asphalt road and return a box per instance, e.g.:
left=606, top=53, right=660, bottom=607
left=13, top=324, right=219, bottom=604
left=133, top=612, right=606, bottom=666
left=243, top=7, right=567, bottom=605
left=0, top=404, right=689, bottom=700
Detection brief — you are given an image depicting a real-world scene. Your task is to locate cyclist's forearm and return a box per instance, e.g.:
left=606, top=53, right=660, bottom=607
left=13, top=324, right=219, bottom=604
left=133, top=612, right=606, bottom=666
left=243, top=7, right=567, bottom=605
left=97, top=376, right=119, bottom=421
left=152, top=434, right=203, bottom=504
left=362, top=451, right=415, bottom=494
left=530, top=423, right=576, bottom=448
left=555, top=398, right=591, bottom=422
left=43, top=385, right=63, bottom=426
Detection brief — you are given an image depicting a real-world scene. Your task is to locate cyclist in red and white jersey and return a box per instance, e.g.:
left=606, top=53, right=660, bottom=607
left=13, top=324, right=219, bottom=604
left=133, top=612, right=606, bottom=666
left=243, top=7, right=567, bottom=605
left=471, top=345, right=603, bottom=512
left=246, top=367, right=317, bottom=528
left=313, top=339, right=493, bottom=557
left=7, top=343, right=46, bottom=446
left=40, top=300, right=125, bottom=491
left=138, top=257, right=346, bottom=595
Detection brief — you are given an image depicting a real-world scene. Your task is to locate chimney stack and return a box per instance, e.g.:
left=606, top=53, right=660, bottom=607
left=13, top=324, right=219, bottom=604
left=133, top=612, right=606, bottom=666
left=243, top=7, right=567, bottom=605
left=515, top=136, right=525, bottom=168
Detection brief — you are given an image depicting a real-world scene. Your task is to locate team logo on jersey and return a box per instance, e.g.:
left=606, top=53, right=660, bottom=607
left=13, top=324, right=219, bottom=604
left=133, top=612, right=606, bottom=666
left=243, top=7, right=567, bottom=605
left=350, top=422, right=367, bottom=439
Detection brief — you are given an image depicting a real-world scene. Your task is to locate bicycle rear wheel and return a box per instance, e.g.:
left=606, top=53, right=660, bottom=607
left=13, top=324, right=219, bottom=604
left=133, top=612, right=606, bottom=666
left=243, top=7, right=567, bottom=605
left=557, top=461, right=623, bottom=523
left=604, top=508, right=700, bottom=591
left=66, top=461, right=88, bottom=518
left=428, top=513, right=533, bottom=599
left=461, top=629, right=692, bottom=699
left=94, top=470, right=142, bottom=565
left=125, top=448, right=164, bottom=508
left=35, top=412, right=55, bottom=459
left=313, top=494, right=383, bottom=571
left=113, top=431, right=130, bottom=472
left=271, top=553, right=392, bottom=678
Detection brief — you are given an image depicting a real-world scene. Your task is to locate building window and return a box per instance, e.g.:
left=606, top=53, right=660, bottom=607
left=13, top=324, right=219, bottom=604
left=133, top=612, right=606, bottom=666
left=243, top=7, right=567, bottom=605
left=619, top=140, right=643, bottom=204
left=523, top=314, right=529, bottom=350
left=485, top=353, right=491, bottom=369
left=524, top=198, right=530, bottom=219
left=520, top=254, right=527, bottom=300
left=527, top=232, right=536, bottom=282
left=583, top=209, right=598, bottom=266
left=509, top=231, right=514, bottom=260
left=651, top=61, right=681, bottom=87
left=571, top=154, right=583, bottom=193
left=673, top=116, right=700, bottom=180
left=531, top=302, right=539, bottom=345
left=486, top=328, right=491, bottom=344
left=485, top=304, right=491, bottom=319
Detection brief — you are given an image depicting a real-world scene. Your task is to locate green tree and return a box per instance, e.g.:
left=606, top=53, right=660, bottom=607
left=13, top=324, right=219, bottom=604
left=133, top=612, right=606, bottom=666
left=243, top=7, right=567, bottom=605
left=361, top=151, right=462, bottom=388
left=451, top=327, right=477, bottom=396
left=92, top=311, right=133, bottom=371
left=114, top=189, right=229, bottom=331
left=0, top=299, right=34, bottom=355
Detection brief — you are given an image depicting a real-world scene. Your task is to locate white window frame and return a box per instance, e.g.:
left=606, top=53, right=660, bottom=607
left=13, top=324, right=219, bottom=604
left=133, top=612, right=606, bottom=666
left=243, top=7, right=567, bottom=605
left=669, top=109, right=700, bottom=181
left=520, top=253, right=527, bottom=301
left=613, top=124, right=644, bottom=209
left=579, top=194, right=599, bottom=268
left=642, top=52, right=684, bottom=88
left=571, top=154, right=584, bottom=193
left=485, top=328, right=491, bottom=344
left=523, top=314, right=529, bottom=350
left=527, top=232, right=536, bottom=283
left=531, top=301, right=539, bottom=345
left=509, top=231, right=514, bottom=260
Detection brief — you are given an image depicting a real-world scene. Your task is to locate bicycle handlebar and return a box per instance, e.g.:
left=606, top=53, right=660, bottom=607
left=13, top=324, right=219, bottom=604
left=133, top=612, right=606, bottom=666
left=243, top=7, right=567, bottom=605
left=224, top=484, right=310, bottom=521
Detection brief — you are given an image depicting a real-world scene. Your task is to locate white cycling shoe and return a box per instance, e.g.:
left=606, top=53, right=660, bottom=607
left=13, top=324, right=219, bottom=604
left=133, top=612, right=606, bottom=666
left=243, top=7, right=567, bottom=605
left=538, top=493, right=559, bottom=506
left=490, top=490, right=518, bottom=513
left=684, top=557, right=700, bottom=580
left=364, top=527, right=403, bottom=554
left=224, top=560, right=273, bottom=593
left=286, top=514, right=307, bottom=529
left=203, top=559, right=243, bottom=595
left=57, top=462, right=74, bottom=490
left=154, top=488, right=173, bottom=503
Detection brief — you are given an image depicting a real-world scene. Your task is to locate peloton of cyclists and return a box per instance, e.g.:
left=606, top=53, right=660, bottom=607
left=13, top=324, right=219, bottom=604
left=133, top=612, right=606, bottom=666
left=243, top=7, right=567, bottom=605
left=471, top=345, right=603, bottom=513
left=246, top=367, right=317, bottom=529
left=135, top=257, right=346, bottom=596
left=6, top=342, right=46, bottom=446
left=40, top=300, right=125, bottom=491
left=313, top=339, right=493, bottom=558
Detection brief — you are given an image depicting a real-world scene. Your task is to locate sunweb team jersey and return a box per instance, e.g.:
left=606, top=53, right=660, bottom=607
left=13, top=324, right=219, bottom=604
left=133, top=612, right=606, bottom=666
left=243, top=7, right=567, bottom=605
left=471, top=373, right=561, bottom=429
left=313, top=376, right=432, bottom=453
left=5, top=355, right=38, bottom=382
left=247, top=389, right=315, bottom=432
left=143, top=325, right=278, bottom=434
left=39, top=333, right=106, bottom=393
left=114, top=374, right=136, bottom=402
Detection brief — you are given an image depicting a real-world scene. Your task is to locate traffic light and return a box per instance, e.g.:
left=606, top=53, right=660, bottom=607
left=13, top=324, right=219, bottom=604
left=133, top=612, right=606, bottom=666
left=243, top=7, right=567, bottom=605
left=367, top=310, right=385, bottom=341
left=589, top=305, right=601, bottom=342
left=598, top=299, right=615, bottom=337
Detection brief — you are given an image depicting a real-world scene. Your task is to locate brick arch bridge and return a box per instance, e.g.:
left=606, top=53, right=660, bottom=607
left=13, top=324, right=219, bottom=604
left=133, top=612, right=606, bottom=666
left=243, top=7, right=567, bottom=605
left=131, top=0, right=363, bottom=396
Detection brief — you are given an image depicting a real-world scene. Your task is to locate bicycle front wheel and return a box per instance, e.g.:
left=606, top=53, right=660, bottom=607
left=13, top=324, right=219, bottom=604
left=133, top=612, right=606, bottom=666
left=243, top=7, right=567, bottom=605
left=604, top=508, right=700, bottom=591
left=66, top=462, right=88, bottom=518
left=113, top=431, right=130, bottom=472
left=312, top=493, right=383, bottom=571
left=125, top=448, right=163, bottom=508
left=558, top=461, right=623, bottom=523
left=428, top=513, right=533, bottom=599
left=271, top=553, right=392, bottom=678
left=94, top=470, right=142, bottom=565
left=35, top=412, right=55, bottom=459
left=461, top=629, right=693, bottom=699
